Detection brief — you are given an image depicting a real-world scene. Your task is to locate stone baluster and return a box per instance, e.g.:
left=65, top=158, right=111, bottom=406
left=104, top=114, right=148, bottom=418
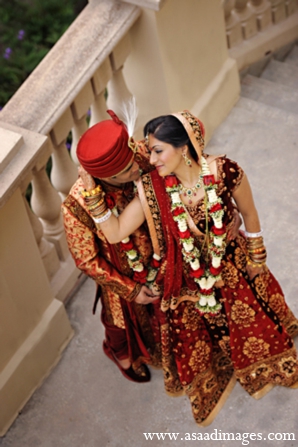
left=24, top=196, right=60, bottom=279
left=285, top=0, right=297, bottom=16
left=223, top=0, right=243, bottom=48
left=107, top=34, right=133, bottom=118
left=49, top=108, right=78, bottom=200
left=50, top=141, right=78, bottom=201
left=71, top=116, right=88, bottom=165
left=31, top=166, right=69, bottom=261
left=249, top=0, right=272, bottom=30
left=268, top=0, right=286, bottom=23
left=90, top=58, right=113, bottom=127
left=70, top=81, right=95, bottom=165
left=234, top=0, right=258, bottom=39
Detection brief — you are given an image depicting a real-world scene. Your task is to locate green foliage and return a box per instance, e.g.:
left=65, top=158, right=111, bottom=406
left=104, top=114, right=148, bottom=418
left=0, top=0, right=87, bottom=107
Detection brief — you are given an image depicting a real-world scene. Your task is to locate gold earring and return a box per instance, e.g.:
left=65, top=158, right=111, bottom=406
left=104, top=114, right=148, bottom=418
left=182, top=152, right=192, bottom=167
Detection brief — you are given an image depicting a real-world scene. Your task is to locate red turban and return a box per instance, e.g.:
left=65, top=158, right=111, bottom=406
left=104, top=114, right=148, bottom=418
left=76, top=110, right=133, bottom=178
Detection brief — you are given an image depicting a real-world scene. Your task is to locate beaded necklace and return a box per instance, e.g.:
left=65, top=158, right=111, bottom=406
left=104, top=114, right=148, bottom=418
left=178, top=171, right=203, bottom=204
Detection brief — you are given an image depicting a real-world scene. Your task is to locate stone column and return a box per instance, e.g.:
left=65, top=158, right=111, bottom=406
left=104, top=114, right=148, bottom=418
left=107, top=34, right=134, bottom=119
left=70, top=81, right=94, bottom=164
left=223, top=0, right=243, bottom=48
left=24, top=197, right=60, bottom=279
left=249, top=0, right=272, bottom=30
left=90, top=58, right=113, bottom=126
left=285, top=0, right=298, bottom=16
left=234, top=0, right=258, bottom=39
left=31, top=167, right=69, bottom=261
left=269, top=0, right=287, bottom=23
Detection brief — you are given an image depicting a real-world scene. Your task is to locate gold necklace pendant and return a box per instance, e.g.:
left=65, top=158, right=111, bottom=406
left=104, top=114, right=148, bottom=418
left=178, top=174, right=202, bottom=204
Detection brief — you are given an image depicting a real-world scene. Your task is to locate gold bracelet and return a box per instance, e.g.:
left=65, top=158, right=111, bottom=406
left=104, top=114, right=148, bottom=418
left=246, top=238, right=263, bottom=243
left=87, top=198, right=105, bottom=211
left=246, top=241, right=264, bottom=248
left=247, top=258, right=266, bottom=267
left=92, top=207, right=108, bottom=218
left=81, top=185, right=103, bottom=198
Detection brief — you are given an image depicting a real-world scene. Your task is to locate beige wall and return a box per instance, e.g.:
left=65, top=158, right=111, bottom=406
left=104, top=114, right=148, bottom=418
left=124, top=0, right=240, bottom=140
left=156, top=0, right=229, bottom=111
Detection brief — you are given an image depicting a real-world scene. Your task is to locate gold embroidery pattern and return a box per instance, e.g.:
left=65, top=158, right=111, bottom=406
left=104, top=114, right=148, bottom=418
left=160, top=324, right=183, bottom=395
left=63, top=195, right=96, bottom=231
left=189, top=340, right=211, bottom=373
left=282, top=308, right=298, bottom=338
left=269, top=293, right=287, bottom=320
left=134, top=301, right=156, bottom=350
left=218, top=336, right=231, bottom=357
left=180, top=110, right=204, bottom=149
left=234, top=246, right=247, bottom=271
left=279, top=356, right=298, bottom=378
left=215, top=157, right=226, bottom=198
left=101, top=293, right=113, bottom=325
left=187, top=203, right=207, bottom=228
left=141, top=173, right=166, bottom=257
left=62, top=204, right=137, bottom=300
left=216, top=157, right=244, bottom=195
left=243, top=337, right=270, bottom=359
left=203, top=312, right=227, bottom=327
left=221, top=261, right=239, bottom=288
left=231, top=300, right=256, bottom=327
left=102, top=288, right=125, bottom=329
left=236, top=347, right=298, bottom=394
left=182, top=304, right=202, bottom=331
left=254, top=275, right=268, bottom=302
left=185, top=351, right=234, bottom=425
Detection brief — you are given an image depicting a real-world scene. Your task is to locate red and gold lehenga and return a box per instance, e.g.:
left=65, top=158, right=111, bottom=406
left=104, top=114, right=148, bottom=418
left=138, top=155, right=298, bottom=426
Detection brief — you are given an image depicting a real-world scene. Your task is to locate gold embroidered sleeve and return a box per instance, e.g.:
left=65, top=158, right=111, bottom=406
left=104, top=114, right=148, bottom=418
left=62, top=197, right=139, bottom=300
left=222, top=157, right=244, bottom=193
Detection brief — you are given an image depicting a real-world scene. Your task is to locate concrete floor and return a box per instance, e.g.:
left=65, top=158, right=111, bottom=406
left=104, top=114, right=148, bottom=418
left=1, top=71, right=298, bottom=446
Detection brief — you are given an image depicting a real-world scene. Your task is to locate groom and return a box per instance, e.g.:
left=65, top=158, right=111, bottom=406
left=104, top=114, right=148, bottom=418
left=62, top=110, right=160, bottom=383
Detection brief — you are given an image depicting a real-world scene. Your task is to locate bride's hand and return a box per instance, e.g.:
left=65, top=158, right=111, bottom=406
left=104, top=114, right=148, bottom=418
left=227, top=208, right=242, bottom=241
left=246, top=263, right=266, bottom=281
left=78, top=165, right=96, bottom=191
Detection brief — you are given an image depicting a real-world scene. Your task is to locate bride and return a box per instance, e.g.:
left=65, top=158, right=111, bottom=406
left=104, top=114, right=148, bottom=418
left=78, top=109, right=298, bottom=426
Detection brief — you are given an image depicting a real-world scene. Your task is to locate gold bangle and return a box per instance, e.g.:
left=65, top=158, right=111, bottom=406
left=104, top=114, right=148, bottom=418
left=81, top=185, right=103, bottom=198
left=247, top=247, right=266, bottom=253
left=91, top=204, right=108, bottom=218
left=87, top=198, right=105, bottom=211
left=246, top=236, right=264, bottom=243
left=246, top=241, right=264, bottom=248
left=247, top=258, right=266, bottom=268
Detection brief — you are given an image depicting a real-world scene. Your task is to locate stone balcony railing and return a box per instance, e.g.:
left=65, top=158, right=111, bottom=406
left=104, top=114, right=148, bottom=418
left=0, top=0, right=142, bottom=302
left=224, top=0, right=298, bottom=69
left=1, top=0, right=297, bottom=437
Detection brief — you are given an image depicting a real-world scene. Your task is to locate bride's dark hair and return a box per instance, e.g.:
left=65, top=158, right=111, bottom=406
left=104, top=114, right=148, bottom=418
left=143, top=115, right=198, bottom=162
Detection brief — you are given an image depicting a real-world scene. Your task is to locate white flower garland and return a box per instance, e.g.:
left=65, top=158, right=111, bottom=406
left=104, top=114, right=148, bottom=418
left=111, top=206, right=161, bottom=286
left=165, top=156, right=227, bottom=314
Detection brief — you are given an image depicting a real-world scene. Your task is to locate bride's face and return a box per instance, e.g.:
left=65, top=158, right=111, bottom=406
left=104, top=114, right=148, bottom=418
left=148, top=135, right=183, bottom=177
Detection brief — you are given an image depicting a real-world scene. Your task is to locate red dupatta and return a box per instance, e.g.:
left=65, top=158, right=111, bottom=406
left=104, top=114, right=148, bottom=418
left=150, top=170, right=197, bottom=304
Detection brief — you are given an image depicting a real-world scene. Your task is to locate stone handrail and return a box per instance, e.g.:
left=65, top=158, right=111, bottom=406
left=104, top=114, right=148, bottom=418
left=1, top=1, right=140, bottom=135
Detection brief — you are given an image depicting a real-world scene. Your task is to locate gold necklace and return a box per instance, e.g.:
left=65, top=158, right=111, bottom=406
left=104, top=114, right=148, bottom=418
left=178, top=172, right=203, bottom=204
